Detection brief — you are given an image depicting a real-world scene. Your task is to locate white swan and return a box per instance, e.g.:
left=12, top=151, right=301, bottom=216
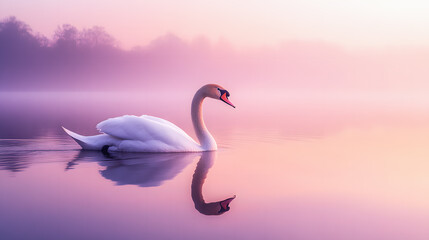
left=62, top=84, right=235, bottom=152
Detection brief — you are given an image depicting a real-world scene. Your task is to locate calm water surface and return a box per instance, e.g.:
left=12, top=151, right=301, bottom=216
left=1, top=91, right=429, bottom=240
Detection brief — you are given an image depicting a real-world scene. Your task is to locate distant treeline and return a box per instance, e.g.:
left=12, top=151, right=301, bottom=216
left=0, top=17, right=121, bottom=89
left=0, top=17, right=234, bottom=90
left=1, top=16, right=428, bottom=92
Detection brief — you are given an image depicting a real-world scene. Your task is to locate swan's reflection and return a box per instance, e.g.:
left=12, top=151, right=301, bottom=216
left=67, top=151, right=198, bottom=187
left=192, top=151, right=236, bottom=215
left=66, top=150, right=235, bottom=214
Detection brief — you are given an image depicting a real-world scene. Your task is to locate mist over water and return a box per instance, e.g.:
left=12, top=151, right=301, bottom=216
left=1, top=90, right=429, bottom=239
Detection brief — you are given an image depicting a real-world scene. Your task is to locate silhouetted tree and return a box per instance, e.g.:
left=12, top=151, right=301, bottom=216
left=0, top=16, right=39, bottom=49
left=80, top=26, right=116, bottom=48
left=0, top=16, right=50, bottom=82
left=53, top=24, right=79, bottom=50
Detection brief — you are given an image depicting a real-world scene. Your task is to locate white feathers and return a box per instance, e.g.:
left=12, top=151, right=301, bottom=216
left=64, top=115, right=202, bottom=152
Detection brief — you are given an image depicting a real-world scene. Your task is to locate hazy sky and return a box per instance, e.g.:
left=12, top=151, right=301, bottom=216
left=2, top=0, right=429, bottom=49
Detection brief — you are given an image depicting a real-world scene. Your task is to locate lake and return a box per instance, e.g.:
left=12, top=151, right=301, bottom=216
left=1, top=90, right=429, bottom=239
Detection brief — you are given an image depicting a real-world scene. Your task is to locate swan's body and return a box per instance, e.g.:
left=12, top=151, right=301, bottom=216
left=63, top=84, right=235, bottom=152
left=63, top=115, right=202, bottom=152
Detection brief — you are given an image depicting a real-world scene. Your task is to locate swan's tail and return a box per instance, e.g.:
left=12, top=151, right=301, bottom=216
left=62, top=126, right=114, bottom=150
left=62, top=126, right=90, bottom=149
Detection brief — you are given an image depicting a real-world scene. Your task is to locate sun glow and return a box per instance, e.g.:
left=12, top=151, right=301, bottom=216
left=2, top=0, right=429, bottom=49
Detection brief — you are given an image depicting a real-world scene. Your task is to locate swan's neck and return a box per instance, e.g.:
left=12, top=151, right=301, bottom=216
left=191, top=88, right=217, bottom=151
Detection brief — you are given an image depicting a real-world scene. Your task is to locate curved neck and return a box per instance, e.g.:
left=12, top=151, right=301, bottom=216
left=191, top=87, right=217, bottom=150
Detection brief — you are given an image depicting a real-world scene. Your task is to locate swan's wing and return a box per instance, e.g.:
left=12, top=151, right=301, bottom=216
left=96, top=115, right=199, bottom=150
left=140, top=115, right=191, bottom=137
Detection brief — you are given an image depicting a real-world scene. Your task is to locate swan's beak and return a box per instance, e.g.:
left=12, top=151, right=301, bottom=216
left=220, top=93, right=235, bottom=108
left=218, top=195, right=236, bottom=213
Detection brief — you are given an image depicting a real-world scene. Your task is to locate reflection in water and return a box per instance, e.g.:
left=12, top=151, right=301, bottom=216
left=0, top=152, right=30, bottom=172
left=66, top=150, right=235, bottom=214
left=67, top=151, right=197, bottom=187
left=192, top=151, right=236, bottom=215
left=0, top=140, right=42, bottom=172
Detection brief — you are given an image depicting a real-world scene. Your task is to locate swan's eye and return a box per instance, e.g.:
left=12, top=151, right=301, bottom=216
left=218, top=88, right=230, bottom=98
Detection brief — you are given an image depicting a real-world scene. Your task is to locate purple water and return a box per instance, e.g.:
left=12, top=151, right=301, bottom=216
left=1, top=91, right=429, bottom=239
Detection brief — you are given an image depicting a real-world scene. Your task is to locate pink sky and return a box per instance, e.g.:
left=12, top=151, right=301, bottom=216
left=2, top=0, right=429, bottom=95
left=2, top=0, right=429, bottom=49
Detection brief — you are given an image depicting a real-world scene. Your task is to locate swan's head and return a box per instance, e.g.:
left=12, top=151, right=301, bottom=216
left=203, top=84, right=235, bottom=108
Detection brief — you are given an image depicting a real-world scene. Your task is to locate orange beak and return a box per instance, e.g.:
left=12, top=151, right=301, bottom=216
left=220, top=93, right=235, bottom=108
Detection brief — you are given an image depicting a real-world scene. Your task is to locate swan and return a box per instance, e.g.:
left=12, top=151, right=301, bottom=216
left=62, top=84, right=235, bottom=152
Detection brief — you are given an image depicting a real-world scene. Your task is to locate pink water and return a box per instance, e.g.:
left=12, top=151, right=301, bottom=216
left=1, top=91, right=429, bottom=239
